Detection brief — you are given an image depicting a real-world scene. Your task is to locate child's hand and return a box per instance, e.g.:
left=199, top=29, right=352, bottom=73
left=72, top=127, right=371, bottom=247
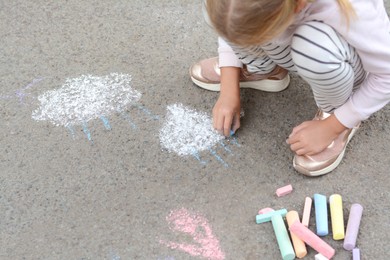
left=287, top=114, right=347, bottom=155
left=213, top=93, right=241, bottom=136
left=213, top=66, right=241, bottom=137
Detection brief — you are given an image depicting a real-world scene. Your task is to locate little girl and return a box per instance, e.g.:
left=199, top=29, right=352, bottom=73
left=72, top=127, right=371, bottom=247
left=190, top=0, right=390, bottom=176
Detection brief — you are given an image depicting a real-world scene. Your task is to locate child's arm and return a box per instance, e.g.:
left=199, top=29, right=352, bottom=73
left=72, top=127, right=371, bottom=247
left=212, top=66, right=241, bottom=136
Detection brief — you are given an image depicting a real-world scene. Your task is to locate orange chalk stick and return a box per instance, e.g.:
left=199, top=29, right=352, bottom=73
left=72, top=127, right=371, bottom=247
left=286, top=211, right=307, bottom=259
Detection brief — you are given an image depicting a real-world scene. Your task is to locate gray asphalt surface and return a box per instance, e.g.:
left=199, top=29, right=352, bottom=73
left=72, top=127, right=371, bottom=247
left=1, top=1, right=390, bottom=259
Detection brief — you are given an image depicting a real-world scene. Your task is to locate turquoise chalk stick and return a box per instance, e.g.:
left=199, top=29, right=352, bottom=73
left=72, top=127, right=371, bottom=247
left=256, top=209, right=288, bottom=224
left=314, top=194, right=329, bottom=236
left=271, top=214, right=296, bottom=260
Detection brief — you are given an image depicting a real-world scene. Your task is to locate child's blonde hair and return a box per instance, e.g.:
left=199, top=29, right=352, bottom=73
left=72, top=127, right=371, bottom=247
left=206, top=0, right=355, bottom=46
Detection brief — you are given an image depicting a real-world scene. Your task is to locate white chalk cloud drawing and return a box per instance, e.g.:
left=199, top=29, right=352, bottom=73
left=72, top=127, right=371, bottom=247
left=159, top=103, right=240, bottom=167
left=31, top=73, right=156, bottom=141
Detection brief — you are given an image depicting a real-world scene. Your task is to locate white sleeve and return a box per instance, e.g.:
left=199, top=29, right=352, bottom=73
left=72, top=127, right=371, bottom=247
left=332, top=0, right=390, bottom=128
left=218, top=37, right=243, bottom=68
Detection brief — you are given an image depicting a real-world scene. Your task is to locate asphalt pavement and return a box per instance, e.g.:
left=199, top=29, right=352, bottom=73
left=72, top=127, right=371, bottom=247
left=1, top=1, right=390, bottom=259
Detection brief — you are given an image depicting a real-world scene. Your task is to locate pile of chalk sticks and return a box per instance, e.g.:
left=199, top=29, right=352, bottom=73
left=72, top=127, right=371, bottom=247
left=256, top=190, right=363, bottom=260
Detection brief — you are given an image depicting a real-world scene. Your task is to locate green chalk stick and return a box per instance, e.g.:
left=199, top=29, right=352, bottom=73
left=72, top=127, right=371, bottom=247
left=271, top=214, right=296, bottom=260
left=256, top=208, right=288, bottom=224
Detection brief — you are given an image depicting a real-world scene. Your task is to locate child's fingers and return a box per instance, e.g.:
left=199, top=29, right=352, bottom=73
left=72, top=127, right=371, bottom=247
left=289, top=127, right=298, bottom=138
left=295, top=148, right=307, bottom=156
left=289, top=139, right=311, bottom=155
left=223, top=115, right=233, bottom=136
left=213, top=112, right=232, bottom=136
left=289, top=122, right=307, bottom=138
left=231, top=114, right=241, bottom=133
left=286, top=133, right=300, bottom=144
left=290, top=142, right=308, bottom=155
left=289, top=141, right=302, bottom=152
left=287, top=123, right=308, bottom=143
left=213, top=113, right=224, bottom=134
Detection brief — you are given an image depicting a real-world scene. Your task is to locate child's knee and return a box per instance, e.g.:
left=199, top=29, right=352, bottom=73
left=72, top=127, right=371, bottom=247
left=292, top=21, right=338, bottom=51
left=291, top=21, right=345, bottom=77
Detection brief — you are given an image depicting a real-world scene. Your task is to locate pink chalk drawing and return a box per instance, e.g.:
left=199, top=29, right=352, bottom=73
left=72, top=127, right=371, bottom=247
left=160, top=208, right=225, bottom=260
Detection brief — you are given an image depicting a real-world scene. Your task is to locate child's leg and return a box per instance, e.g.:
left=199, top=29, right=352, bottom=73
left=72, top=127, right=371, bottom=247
left=291, top=21, right=366, bottom=113
left=232, top=41, right=301, bottom=75
left=289, top=21, right=366, bottom=176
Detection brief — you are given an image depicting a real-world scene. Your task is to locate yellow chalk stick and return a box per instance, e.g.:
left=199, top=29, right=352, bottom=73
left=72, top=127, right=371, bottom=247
left=329, top=194, right=345, bottom=240
left=286, top=211, right=307, bottom=258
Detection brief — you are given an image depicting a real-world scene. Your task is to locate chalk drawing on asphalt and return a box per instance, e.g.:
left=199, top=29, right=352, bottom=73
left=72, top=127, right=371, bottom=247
left=159, top=103, right=240, bottom=167
left=30, top=73, right=159, bottom=142
left=160, top=208, right=225, bottom=260
left=0, top=78, right=43, bottom=105
left=10, top=76, right=239, bottom=164
left=107, top=249, right=121, bottom=260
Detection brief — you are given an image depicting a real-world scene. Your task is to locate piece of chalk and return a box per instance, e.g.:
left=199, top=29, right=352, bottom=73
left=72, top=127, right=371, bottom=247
left=276, top=184, right=293, bottom=197
left=352, top=248, right=360, bottom=260
left=289, top=220, right=335, bottom=259
left=258, top=207, right=274, bottom=215
left=286, top=211, right=307, bottom=258
left=230, top=130, right=235, bottom=136
left=315, top=253, right=329, bottom=260
left=271, top=214, right=296, bottom=260
left=256, top=208, right=288, bottom=224
left=314, top=194, right=328, bottom=236
left=302, top=197, right=312, bottom=227
left=343, top=203, right=363, bottom=250
left=329, top=194, right=345, bottom=240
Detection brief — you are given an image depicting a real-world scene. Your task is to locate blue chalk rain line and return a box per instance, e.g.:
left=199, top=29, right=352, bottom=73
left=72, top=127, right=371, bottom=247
left=135, top=104, right=160, bottom=120
left=218, top=140, right=232, bottom=154
left=82, top=121, right=93, bottom=142
left=66, top=125, right=76, bottom=139
left=191, top=147, right=207, bottom=165
left=100, top=115, right=112, bottom=130
left=120, top=111, right=137, bottom=129
left=208, top=148, right=228, bottom=168
left=230, top=136, right=241, bottom=147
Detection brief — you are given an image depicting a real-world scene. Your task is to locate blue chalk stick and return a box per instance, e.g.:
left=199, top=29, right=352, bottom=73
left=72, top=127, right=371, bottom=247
left=256, top=209, right=288, bottom=224
left=314, top=194, right=329, bottom=236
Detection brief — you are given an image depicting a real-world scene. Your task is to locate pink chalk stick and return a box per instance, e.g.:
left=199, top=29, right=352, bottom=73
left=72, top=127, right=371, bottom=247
left=289, top=220, right=335, bottom=259
left=302, top=197, right=312, bottom=227
left=276, top=184, right=293, bottom=197
left=258, top=208, right=275, bottom=215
